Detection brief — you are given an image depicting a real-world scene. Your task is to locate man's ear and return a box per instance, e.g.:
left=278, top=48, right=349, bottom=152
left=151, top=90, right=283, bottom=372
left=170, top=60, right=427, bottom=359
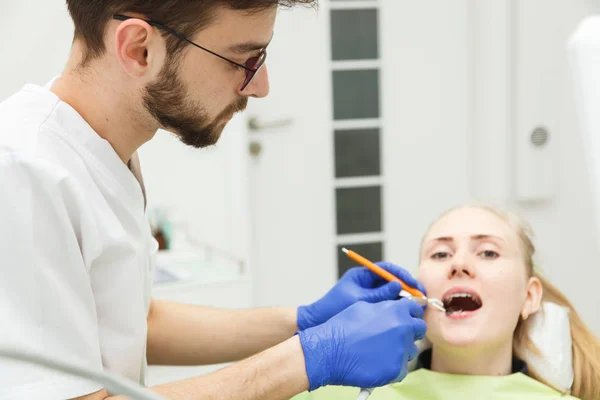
left=114, top=18, right=160, bottom=78
left=521, top=276, right=543, bottom=320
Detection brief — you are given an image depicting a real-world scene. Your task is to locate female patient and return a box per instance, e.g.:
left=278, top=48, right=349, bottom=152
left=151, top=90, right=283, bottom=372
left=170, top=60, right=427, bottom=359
left=293, top=205, right=600, bottom=400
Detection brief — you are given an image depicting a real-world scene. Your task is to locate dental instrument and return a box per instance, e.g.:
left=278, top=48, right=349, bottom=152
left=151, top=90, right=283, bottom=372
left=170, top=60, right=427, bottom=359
left=356, top=387, right=374, bottom=400
left=341, top=247, right=444, bottom=400
left=341, top=248, right=445, bottom=312
left=0, top=347, right=165, bottom=400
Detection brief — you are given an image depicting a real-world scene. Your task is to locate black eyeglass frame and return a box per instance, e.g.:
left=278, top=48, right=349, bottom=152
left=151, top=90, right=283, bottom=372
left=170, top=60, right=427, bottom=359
left=112, top=14, right=268, bottom=91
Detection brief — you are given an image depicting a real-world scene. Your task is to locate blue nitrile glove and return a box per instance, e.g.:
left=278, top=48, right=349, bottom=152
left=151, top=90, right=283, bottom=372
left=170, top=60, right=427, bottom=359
left=297, top=262, right=426, bottom=330
left=297, top=298, right=427, bottom=391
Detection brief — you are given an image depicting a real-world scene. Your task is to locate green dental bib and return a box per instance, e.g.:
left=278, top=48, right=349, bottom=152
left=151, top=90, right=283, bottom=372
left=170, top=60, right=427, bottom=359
left=291, top=369, right=578, bottom=400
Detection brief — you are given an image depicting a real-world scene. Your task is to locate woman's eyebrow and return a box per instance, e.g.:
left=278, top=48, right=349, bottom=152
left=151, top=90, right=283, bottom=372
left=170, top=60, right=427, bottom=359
left=430, top=236, right=452, bottom=242
left=472, top=234, right=507, bottom=245
left=422, top=237, right=453, bottom=254
left=426, top=234, right=507, bottom=245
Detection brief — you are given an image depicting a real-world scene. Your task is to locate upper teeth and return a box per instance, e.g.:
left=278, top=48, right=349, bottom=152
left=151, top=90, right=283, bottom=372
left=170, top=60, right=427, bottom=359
left=451, top=293, right=472, bottom=299
left=445, top=293, right=481, bottom=305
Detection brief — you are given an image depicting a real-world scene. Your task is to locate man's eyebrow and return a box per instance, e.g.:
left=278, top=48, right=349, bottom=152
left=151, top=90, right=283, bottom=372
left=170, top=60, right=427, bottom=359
left=227, top=41, right=268, bottom=54
left=227, top=33, right=274, bottom=54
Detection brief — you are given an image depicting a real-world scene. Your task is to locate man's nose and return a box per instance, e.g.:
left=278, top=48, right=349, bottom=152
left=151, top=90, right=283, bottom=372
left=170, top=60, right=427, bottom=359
left=240, top=65, right=270, bottom=98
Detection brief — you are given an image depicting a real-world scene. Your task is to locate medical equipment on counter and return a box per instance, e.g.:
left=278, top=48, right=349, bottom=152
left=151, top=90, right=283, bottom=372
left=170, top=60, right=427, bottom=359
left=341, top=247, right=444, bottom=400
left=341, top=248, right=445, bottom=312
left=0, top=348, right=165, bottom=400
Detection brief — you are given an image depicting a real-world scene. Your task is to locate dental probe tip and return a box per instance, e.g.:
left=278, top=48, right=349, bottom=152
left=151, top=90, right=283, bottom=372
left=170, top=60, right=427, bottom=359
left=431, top=301, right=446, bottom=312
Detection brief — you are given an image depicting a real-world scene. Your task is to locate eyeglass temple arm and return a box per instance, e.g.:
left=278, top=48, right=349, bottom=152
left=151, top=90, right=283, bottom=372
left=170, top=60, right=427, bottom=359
left=112, top=14, right=253, bottom=72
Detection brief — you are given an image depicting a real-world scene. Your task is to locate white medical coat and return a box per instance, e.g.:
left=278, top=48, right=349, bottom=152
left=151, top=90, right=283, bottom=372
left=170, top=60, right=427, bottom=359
left=0, top=82, right=156, bottom=399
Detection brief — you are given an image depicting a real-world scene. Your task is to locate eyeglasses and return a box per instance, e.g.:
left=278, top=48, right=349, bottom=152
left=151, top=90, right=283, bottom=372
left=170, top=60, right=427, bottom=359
left=113, top=14, right=268, bottom=92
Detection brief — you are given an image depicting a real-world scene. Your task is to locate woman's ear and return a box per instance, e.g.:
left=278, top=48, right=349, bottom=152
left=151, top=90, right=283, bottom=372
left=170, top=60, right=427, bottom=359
left=521, top=276, right=543, bottom=320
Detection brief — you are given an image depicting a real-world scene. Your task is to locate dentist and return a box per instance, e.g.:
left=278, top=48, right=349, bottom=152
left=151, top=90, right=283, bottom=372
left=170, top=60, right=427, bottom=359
left=0, top=1, right=427, bottom=399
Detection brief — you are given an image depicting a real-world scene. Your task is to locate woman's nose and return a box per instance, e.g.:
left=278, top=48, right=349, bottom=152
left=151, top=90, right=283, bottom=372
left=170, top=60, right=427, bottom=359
left=449, top=251, right=475, bottom=278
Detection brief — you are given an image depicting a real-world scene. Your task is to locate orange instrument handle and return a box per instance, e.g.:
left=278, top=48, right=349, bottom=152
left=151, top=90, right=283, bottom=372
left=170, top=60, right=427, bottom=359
left=343, top=248, right=425, bottom=298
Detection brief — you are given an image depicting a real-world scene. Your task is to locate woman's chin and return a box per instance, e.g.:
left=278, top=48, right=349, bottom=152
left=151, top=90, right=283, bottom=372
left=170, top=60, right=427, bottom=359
left=434, top=324, right=488, bottom=348
left=441, top=335, right=482, bottom=348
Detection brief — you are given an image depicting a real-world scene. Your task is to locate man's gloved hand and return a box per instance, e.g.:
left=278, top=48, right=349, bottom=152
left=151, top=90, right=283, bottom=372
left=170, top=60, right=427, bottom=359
left=297, top=262, right=426, bottom=330
left=297, top=298, right=427, bottom=391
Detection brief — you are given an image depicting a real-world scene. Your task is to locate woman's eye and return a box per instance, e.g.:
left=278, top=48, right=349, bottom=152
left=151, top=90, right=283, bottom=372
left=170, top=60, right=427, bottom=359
left=480, top=250, right=499, bottom=259
left=431, top=252, right=450, bottom=260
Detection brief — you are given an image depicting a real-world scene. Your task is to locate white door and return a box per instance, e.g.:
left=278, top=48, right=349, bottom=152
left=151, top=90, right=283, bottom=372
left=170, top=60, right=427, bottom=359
left=245, top=1, right=474, bottom=308
left=245, top=4, right=336, bottom=308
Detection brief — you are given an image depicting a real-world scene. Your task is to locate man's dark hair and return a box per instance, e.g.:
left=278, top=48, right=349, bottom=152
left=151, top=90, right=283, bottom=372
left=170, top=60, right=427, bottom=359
left=66, top=0, right=317, bottom=65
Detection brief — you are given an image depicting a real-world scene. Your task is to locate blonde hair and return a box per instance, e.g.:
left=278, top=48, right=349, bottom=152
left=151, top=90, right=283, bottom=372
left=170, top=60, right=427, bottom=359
left=423, top=204, right=600, bottom=399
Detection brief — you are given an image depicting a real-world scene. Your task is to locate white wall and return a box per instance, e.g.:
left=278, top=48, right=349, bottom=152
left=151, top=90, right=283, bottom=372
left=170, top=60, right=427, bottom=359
left=0, top=2, right=73, bottom=99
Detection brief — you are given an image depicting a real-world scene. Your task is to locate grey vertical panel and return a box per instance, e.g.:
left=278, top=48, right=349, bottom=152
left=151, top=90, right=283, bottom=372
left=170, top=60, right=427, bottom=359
left=331, top=9, right=379, bottom=60
left=333, top=69, right=380, bottom=120
left=336, top=186, right=382, bottom=234
left=335, top=128, right=381, bottom=177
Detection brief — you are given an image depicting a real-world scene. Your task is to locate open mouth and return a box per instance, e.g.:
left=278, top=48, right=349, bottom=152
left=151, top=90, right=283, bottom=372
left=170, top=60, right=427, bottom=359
left=442, top=292, right=482, bottom=315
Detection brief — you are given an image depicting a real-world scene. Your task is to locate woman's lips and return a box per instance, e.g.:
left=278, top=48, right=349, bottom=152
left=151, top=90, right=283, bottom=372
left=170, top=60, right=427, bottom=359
left=445, top=307, right=482, bottom=320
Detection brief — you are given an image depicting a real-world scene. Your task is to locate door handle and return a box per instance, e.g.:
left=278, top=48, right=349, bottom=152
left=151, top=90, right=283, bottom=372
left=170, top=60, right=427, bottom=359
left=249, top=141, right=263, bottom=157
left=247, top=116, right=294, bottom=132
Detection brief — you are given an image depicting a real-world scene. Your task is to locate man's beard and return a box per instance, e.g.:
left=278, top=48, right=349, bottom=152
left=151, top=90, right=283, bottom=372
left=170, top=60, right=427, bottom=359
left=143, top=60, right=247, bottom=148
